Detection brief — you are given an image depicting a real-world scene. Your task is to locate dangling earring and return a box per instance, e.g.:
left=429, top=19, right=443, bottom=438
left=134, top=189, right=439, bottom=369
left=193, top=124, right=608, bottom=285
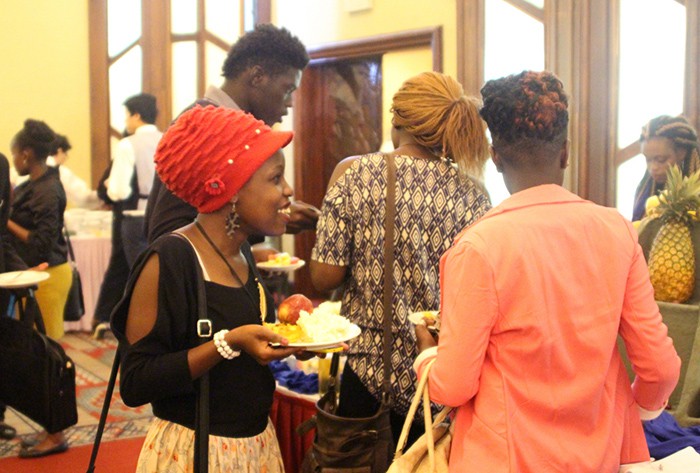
left=225, top=200, right=241, bottom=238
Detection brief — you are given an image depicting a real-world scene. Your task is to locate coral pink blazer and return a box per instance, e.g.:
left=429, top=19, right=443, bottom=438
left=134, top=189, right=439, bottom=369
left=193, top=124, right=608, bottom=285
left=415, top=185, right=680, bottom=473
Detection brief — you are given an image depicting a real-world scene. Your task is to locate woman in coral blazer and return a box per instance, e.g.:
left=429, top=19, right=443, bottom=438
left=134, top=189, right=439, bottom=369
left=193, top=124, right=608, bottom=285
left=414, top=71, right=681, bottom=473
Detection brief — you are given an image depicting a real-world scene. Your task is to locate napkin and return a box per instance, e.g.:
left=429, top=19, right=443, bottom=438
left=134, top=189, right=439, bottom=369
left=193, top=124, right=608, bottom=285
left=269, top=360, right=319, bottom=395
left=644, top=411, right=700, bottom=459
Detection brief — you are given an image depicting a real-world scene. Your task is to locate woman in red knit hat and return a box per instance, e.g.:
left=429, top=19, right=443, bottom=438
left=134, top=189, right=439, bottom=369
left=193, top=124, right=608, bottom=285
left=111, top=105, right=306, bottom=472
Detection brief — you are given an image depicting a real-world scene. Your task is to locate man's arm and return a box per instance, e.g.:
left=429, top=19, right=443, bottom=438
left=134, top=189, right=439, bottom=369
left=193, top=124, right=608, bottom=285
left=107, top=139, right=136, bottom=202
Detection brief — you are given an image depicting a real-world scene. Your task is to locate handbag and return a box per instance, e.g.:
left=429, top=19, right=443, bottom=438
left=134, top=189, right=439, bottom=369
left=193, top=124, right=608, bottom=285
left=86, top=233, right=212, bottom=472
left=63, top=227, right=85, bottom=322
left=299, top=153, right=398, bottom=473
left=0, top=315, right=78, bottom=433
left=300, top=353, right=394, bottom=473
left=387, top=360, right=452, bottom=473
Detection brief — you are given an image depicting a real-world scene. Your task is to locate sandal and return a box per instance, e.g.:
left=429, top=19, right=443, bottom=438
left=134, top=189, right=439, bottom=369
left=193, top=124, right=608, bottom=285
left=0, top=422, right=16, bottom=440
left=18, top=441, right=68, bottom=458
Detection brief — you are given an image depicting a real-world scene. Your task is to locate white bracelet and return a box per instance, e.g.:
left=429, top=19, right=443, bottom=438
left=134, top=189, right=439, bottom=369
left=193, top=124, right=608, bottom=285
left=213, top=329, right=240, bottom=360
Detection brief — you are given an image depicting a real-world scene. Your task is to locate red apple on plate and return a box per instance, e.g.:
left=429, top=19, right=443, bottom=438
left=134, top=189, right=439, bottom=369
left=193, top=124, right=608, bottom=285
left=277, top=293, right=314, bottom=325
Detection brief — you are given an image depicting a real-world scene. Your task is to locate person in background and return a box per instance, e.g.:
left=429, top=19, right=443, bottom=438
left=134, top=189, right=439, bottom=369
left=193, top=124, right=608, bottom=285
left=112, top=106, right=308, bottom=471
left=7, top=120, right=71, bottom=458
left=145, top=23, right=320, bottom=246
left=107, top=93, right=162, bottom=267
left=92, top=125, right=140, bottom=339
left=11, top=134, right=100, bottom=210
left=632, top=115, right=700, bottom=221
left=414, top=70, right=680, bottom=472
left=310, top=71, right=492, bottom=446
left=49, top=134, right=100, bottom=209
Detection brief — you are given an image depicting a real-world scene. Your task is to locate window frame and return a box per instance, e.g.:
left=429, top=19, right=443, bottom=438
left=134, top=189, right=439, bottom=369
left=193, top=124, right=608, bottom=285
left=457, top=0, right=700, bottom=208
left=87, top=0, right=270, bottom=186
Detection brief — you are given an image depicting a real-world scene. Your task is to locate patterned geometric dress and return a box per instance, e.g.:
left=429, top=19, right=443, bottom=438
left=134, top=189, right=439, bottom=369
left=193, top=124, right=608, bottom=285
left=312, top=153, right=491, bottom=416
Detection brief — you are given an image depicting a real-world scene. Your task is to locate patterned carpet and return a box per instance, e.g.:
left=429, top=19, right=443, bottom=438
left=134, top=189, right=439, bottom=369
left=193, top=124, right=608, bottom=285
left=0, top=331, right=152, bottom=459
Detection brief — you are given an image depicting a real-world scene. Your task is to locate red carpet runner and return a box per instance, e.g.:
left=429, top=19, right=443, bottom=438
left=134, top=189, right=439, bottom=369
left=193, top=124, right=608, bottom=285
left=0, top=437, right=143, bottom=473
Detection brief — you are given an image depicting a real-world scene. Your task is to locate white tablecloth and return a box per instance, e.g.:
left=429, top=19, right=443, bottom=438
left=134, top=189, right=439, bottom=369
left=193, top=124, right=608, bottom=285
left=64, top=234, right=112, bottom=332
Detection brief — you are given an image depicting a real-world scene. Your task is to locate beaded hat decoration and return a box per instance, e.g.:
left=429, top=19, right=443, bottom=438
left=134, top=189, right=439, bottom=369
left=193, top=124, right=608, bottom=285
left=154, top=105, right=293, bottom=213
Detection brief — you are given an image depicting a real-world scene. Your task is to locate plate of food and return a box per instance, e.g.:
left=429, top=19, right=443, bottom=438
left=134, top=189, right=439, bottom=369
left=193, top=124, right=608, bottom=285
left=267, top=295, right=359, bottom=352
left=257, top=252, right=306, bottom=272
left=0, top=270, right=49, bottom=289
left=408, top=310, right=441, bottom=332
left=267, top=323, right=361, bottom=351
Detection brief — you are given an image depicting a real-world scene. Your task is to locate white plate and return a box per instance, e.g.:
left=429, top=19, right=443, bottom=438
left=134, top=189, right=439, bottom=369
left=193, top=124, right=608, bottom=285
left=271, top=323, right=361, bottom=352
left=408, top=311, right=440, bottom=331
left=0, top=270, right=49, bottom=289
left=256, top=260, right=306, bottom=272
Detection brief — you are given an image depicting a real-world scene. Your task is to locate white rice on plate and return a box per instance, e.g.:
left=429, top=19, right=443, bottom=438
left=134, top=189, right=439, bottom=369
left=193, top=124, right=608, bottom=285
left=297, top=304, right=352, bottom=343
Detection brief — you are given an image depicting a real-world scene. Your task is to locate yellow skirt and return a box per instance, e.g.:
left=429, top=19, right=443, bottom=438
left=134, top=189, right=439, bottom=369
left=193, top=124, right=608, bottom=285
left=136, top=417, right=285, bottom=473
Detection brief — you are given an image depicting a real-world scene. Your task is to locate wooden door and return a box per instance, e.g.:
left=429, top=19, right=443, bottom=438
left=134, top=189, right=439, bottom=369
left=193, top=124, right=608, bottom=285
left=292, top=57, right=383, bottom=298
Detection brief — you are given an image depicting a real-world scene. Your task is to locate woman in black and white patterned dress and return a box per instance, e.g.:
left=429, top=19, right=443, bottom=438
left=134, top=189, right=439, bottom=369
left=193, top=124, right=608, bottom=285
left=310, top=71, right=492, bottom=446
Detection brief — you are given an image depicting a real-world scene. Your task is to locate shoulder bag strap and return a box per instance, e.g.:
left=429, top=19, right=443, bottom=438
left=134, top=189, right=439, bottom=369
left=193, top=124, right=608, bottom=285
left=193, top=258, right=210, bottom=473
left=63, top=226, right=76, bottom=263
left=85, top=349, right=120, bottom=473
left=173, top=233, right=212, bottom=473
left=382, top=153, right=397, bottom=402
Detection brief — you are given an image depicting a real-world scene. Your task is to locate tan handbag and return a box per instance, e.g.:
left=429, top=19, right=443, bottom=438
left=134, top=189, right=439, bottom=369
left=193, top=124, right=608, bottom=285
left=387, top=360, right=453, bottom=473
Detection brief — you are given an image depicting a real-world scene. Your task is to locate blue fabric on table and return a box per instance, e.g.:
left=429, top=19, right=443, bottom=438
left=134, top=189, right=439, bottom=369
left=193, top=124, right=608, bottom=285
left=269, top=360, right=318, bottom=395
left=644, top=411, right=700, bottom=459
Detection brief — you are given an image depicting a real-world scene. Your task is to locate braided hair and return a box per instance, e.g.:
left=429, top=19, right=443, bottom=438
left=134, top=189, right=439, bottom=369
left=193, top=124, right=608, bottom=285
left=391, top=71, right=489, bottom=178
left=480, top=70, right=568, bottom=166
left=13, top=119, right=58, bottom=161
left=640, top=115, right=700, bottom=176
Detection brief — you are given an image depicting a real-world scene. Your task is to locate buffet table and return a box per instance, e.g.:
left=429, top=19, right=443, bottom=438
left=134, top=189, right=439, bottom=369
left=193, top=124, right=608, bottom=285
left=271, top=385, right=318, bottom=473
left=63, top=234, right=112, bottom=332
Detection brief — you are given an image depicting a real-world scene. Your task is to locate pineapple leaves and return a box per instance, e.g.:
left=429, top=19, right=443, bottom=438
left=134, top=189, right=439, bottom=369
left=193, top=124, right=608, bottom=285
left=655, top=166, right=700, bottom=225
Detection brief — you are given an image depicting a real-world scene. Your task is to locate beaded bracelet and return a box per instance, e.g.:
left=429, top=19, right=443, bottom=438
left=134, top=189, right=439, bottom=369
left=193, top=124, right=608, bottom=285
left=214, top=329, right=240, bottom=360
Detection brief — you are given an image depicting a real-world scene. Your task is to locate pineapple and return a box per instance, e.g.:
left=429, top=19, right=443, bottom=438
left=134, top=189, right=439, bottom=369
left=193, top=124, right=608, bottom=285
left=648, top=166, right=700, bottom=303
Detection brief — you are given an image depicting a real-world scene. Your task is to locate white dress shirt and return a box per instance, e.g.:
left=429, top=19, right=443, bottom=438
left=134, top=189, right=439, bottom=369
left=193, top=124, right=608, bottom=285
left=107, top=124, right=161, bottom=210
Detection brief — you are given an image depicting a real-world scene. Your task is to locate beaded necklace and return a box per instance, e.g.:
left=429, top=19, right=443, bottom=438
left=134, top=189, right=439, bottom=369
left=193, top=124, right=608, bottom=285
left=194, top=221, right=267, bottom=323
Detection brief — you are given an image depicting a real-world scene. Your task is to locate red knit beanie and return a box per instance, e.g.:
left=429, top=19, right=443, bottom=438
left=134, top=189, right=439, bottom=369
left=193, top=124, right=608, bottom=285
left=155, top=105, right=293, bottom=213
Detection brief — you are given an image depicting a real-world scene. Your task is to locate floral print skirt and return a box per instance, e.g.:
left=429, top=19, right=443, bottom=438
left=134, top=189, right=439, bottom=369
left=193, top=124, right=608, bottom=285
left=136, top=417, right=285, bottom=473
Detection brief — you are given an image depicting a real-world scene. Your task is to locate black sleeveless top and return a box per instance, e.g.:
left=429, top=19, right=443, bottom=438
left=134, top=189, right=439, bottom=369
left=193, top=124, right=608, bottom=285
left=111, top=234, right=276, bottom=437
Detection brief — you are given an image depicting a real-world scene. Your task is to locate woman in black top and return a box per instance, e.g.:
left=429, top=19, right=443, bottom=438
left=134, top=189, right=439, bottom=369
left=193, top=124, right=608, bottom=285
left=8, top=119, right=70, bottom=340
left=8, top=119, right=72, bottom=458
left=111, top=106, right=308, bottom=472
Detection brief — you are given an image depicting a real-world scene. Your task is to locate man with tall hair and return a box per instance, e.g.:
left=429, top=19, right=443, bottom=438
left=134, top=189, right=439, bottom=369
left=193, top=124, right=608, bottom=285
left=145, top=24, right=320, bottom=243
